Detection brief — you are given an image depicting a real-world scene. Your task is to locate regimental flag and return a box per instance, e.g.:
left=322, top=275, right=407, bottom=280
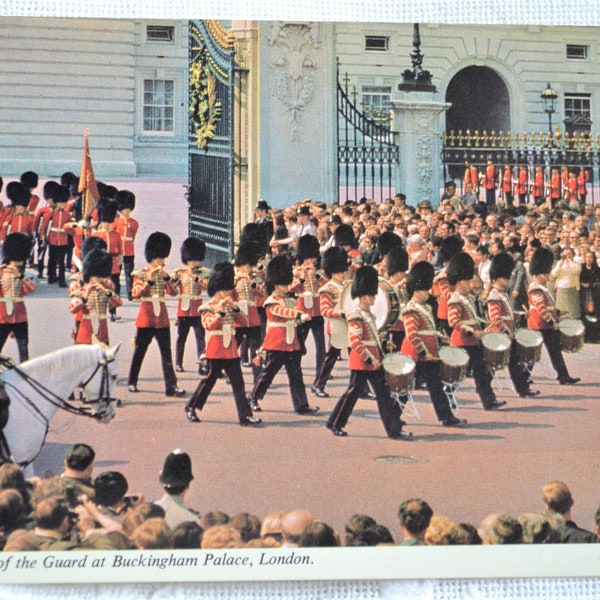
left=78, top=129, right=100, bottom=219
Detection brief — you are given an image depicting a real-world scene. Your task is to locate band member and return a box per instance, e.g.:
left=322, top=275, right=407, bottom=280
left=0, top=233, right=35, bottom=362
left=334, top=224, right=362, bottom=280
left=293, top=234, right=326, bottom=377
left=486, top=252, right=538, bottom=398
left=248, top=254, right=319, bottom=416
left=326, top=265, right=412, bottom=440
left=184, top=262, right=262, bottom=427
left=234, top=240, right=266, bottom=386
left=113, top=190, right=139, bottom=302
left=447, top=252, right=505, bottom=410
left=34, top=181, right=58, bottom=278
left=69, top=248, right=122, bottom=345
left=401, top=261, right=467, bottom=427
left=374, top=231, right=403, bottom=278
left=527, top=247, right=580, bottom=385
left=385, top=246, right=410, bottom=351
left=127, top=232, right=185, bottom=397
left=312, top=246, right=349, bottom=398
left=432, top=235, right=463, bottom=335
left=41, top=184, right=72, bottom=287
left=173, top=236, right=209, bottom=374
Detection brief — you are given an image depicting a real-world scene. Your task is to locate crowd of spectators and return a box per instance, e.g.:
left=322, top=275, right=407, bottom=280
left=0, top=445, right=597, bottom=551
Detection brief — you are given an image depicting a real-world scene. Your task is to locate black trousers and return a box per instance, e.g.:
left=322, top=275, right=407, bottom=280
left=187, top=358, right=252, bottom=423
left=48, top=244, right=68, bottom=284
left=314, top=344, right=342, bottom=390
left=235, top=326, right=262, bottom=384
left=121, top=256, right=135, bottom=300
left=508, top=340, right=531, bottom=395
left=416, top=360, right=455, bottom=421
left=176, top=316, right=206, bottom=370
left=486, top=187, right=496, bottom=207
left=327, top=368, right=404, bottom=437
left=298, top=317, right=326, bottom=379
left=0, top=322, right=28, bottom=363
left=462, top=345, right=497, bottom=408
left=37, top=239, right=48, bottom=277
left=109, top=273, right=120, bottom=315
left=538, top=328, right=571, bottom=381
left=252, top=349, right=310, bottom=412
left=128, top=327, right=178, bottom=391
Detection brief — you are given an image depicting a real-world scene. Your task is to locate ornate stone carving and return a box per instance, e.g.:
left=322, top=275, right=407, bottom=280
left=267, top=22, right=321, bottom=142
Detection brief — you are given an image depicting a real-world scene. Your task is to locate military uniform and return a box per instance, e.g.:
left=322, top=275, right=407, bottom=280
left=113, top=190, right=138, bottom=301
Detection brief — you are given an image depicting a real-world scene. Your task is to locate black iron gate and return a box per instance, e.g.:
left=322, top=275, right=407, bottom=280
left=188, top=20, right=235, bottom=266
left=337, top=60, right=399, bottom=204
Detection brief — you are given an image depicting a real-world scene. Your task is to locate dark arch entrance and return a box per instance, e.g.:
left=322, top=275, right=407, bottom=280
left=445, top=66, right=510, bottom=136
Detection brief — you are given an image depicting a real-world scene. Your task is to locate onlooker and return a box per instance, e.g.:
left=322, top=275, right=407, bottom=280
left=397, top=498, right=433, bottom=546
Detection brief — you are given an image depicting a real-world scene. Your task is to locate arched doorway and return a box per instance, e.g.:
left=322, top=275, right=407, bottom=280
left=445, top=66, right=510, bottom=136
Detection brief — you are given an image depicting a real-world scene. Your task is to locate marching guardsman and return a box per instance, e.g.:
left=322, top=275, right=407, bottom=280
left=184, top=262, right=262, bottom=427
left=234, top=240, right=266, bottom=385
left=312, top=246, right=349, bottom=398
left=248, top=254, right=319, bottom=416
left=447, top=252, right=505, bottom=410
left=33, top=181, right=58, bottom=278
left=527, top=247, right=580, bottom=385
left=0, top=233, right=35, bottom=362
left=326, top=265, right=412, bottom=439
left=69, top=248, right=122, bottom=345
left=113, top=190, right=139, bottom=301
left=432, top=235, right=463, bottom=335
left=486, top=252, right=538, bottom=398
left=40, top=184, right=72, bottom=287
left=385, top=246, right=410, bottom=351
left=172, top=236, right=209, bottom=374
left=502, top=164, right=514, bottom=206
left=92, top=198, right=122, bottom=322
left=374, top=231, right=403, bottom=279
left=334, top=224, right=362, bottom=280
left=293, top=234, right=326, bottom=375
left=1, top=182, right=35, bottom=241
left=20, top=171, right=40, bottom=218
left=127, top=232, right=185, bottom=398
left=401, top=261, right=467, bottom=428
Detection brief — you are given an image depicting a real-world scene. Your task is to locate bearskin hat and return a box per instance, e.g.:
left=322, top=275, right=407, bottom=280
left=266, top=254, right=293, bottom=293
left=2, top=232, right=32, bottom=264
left=296, top=234, right=320, bottom=263
left=446, top=252, right=475, bottom=285
left=386, top=246, right=409, bottom=277
left=81, top=235, right=107, bottom=258
left=83, top=248, right=112, bottom=282
left=377, top=231, right=403, bottom=258
left=145, top=231, right=172, bottom=262
left=180, top=236, right=206, bottom=264
left=20, top=171, right=38, bottom=189
left=60, top=172, right=77, bottom=189
left=406, top=260, right=435, bottom=297
left=159, top=449, right=194, bottom=488
left=207, top=262, right=235, bottom=297
left=322, top=246, right=348, bottom=278
left=334, top=223, right=357, bottom=249
left=439, top=235, right=464, bottom=263
left=529, top=247, right=555, bottom=276
left=96, top=183, right=118, bottom=201
left=43, top=180, right=60, bottom=201
left=351, top=265, right=379, bottom=299
left=5, top=182, right=29, bottom=207
left=53, top=184, right=70, bottom=205
left=489, top=252, right=515, bottom=282
left=235, top=241, right=261, bottom=267
left=240, top=222, right=267, bottom=251
left=115, top=190, right=136, bottom=212
left=97, top=198, right=118, bottom=224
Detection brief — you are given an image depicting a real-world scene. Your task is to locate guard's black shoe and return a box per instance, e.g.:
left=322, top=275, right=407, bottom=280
left=484, top=400, right=507, bottom=410
left=559, top=377, right=580, bottom=385
left=175, top=364, right=184, bottom=373
left=166, top=387, right=186, bottom=397
left=296, top=406, right=320, bottom=415
left=241, top=361, right=252, bottom=367
left=240, top=416, right=263, bottom=427
left=327, top=424, right=348, bottom=437
left=248, top=396, right=261, bottom=412
left=360, top=392, right=377, bottom=400
left=127, top=384, right=138, bottom=393
left=388, top=430, right=414, bottom=440
left=519, top=390, right=540, bottom=398
left=185, top=406, right=200, bottom=423
left=441, top=417, right=469, bottom=428
left=311, top=385, right=330, bottom=398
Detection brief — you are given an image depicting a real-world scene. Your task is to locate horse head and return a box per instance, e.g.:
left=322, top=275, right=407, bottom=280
left=80, top=343, right=121, bottom=423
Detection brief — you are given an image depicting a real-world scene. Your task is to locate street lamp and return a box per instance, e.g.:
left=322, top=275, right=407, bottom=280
left=540, top=83, right=558, bottom=138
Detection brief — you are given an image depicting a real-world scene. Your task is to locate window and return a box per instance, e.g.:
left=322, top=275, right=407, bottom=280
left=566, top=44, right=588, bottom=60
left=361, top=86, right=391, bottom=116
left=146, top=25, right=175, bottom=42
left=143, top=79, right=174, bottom=133
left=564, top=94, right=591, bottom=119
left=364, top=35, right=389, bottom=52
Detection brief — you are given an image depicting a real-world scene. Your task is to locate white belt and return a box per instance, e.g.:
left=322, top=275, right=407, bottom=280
left=207, top=325, right=233, bottom=348
left=0, top=297, right=23, bottom=316
left=302, top=291, right=318, bottom=310
left=122, top=236, right=134, bottom=241
left=82, top=314, right=106, bottom=335
left=417, top=329, right=443, bottom=337
left=179, top=294, right=203, bottom=312
left=50, top=228, right=65, bottom=233
left=268, top=321, right=296, bottom=345
left=141, top=296, right=165, bottom=317
left=236, top=299, right=256, bottom=316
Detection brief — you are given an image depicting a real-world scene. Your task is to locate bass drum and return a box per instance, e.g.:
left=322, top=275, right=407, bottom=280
left=515, top=329, right=543, bottom=364
left=438, top=346, right=469, bottom=386
left=340, top=277, right=400, bottom=331
left=559, top=318, right=585, bottom=353
left=481, top=332, right=511, bottom=371
left=382, top=353, right=415, bottom=396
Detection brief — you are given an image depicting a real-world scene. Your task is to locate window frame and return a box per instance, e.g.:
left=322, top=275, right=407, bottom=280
left=140, top=77, right=176, bottom=137
left=364, top=35, right=390, bottom=52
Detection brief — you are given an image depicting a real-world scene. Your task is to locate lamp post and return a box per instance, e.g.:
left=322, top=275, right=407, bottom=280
left=540, top=83, right=558, bottom=144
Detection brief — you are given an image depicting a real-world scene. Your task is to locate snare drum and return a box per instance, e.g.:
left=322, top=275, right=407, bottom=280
left=340, top=277, right=400, bottom=331
left=515, top=329, right=543, bottom=364
left=382, top=353, right=415, bottom=396
left=559, top=318, right=585, bottom=353
left=481, top=332, right=511, bottom=371
left=438, top=346, right=469, bottom=386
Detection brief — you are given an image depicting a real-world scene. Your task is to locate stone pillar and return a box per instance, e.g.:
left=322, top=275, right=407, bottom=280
left=390, top=96, right=450, bottom=207
left=259, top=21, right=336, bottom=208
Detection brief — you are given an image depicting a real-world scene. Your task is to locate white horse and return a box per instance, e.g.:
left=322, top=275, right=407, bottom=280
left=0, top=343, right=120, bottom=469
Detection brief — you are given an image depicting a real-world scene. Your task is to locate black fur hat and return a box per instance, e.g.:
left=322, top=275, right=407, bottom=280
left=20, top=171, right=38, bottom=189
left=3, top=232, right=32, bottom=263
left=53, top=184, right=70, bottom=205
left=446, top=252, right=475, bottom=285
left=83, top=248, right=112, bottom=282
left=266, top=254, right=293, bottom=293
left=489, top=252, right=515, bottom=282
left=97, top=198, right=118, bottom=224
left=377, top=231, right=403, bottom=257
left=180, top=237, right=206, bottom=264
left=43, top=180, right=60, bottom=201
left=60, top=172, right=77, bottom=189
left=159, top=449, right=194, bottom=488
left=386, top=246, right=409, bottom=277
left=115, top=190, right=136, bottom=212
left=81, top=235, right=107, bottom=258
left=6, top=182, right=29, bottom=207
left=351, top=265, right=379, bottom=299
left=439, top=235, right=464, bottom=263
left=207, top=262, right=235, bottom=296
left=529, top=247, right=555, bottom=276
left=145, top=232, right=172, bottom=262
left=334, top=223, right=357, bottom=249
left=322, top=246, right=348, bottom=278
left=296, top=234, right=320, bottom=263
left=235, top=241, right=261, bottom=267
left=240, top=222, right=267, bottom=254
left=406, top=261, right=435, bottom=297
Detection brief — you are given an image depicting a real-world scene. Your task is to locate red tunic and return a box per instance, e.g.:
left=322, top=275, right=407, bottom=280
left=200, top=296, right=248, bottom=359
left=464, top=165, right=479, bottom=191
left=486, top=286, right=515, bottom=337
left=447, top=290, right=483, bottom=347
left=42, top=208, right=72, bottom=245
left=27, top=194, right=40, bottom=216
left=0, top=266, right=35, bottom=324
left=173, top=265, right=209, bottom=318
left=527, top=280, right=557, bottom=330
left=93, top=229, right=122, bottom=275
left=234, top=268, right=264, bottom=328
left=502, top=167, right=513, bottom=194
left=550, top=173, right=561, bottom=200
left=483, top=164, right=497, bottom=190
left=292, top=264, right=322, bottom=317
left=516, top=169, right=528, bottom=196
left=1, top=212, right=35, bottom=240
left=401, top=298, right=440, bottom=361
left=577, top=170, right=589, bottom=196
left=112, top=216, right=139, bottom=257
left=531, top=171, right=545, bottom=198
left=347, top=307, right=382, bottom=371
left=433, top=268, right=453, bottom=320
left=262, top=292, right=304, bottom=352
left=132, top=267, right=178, bottom=328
